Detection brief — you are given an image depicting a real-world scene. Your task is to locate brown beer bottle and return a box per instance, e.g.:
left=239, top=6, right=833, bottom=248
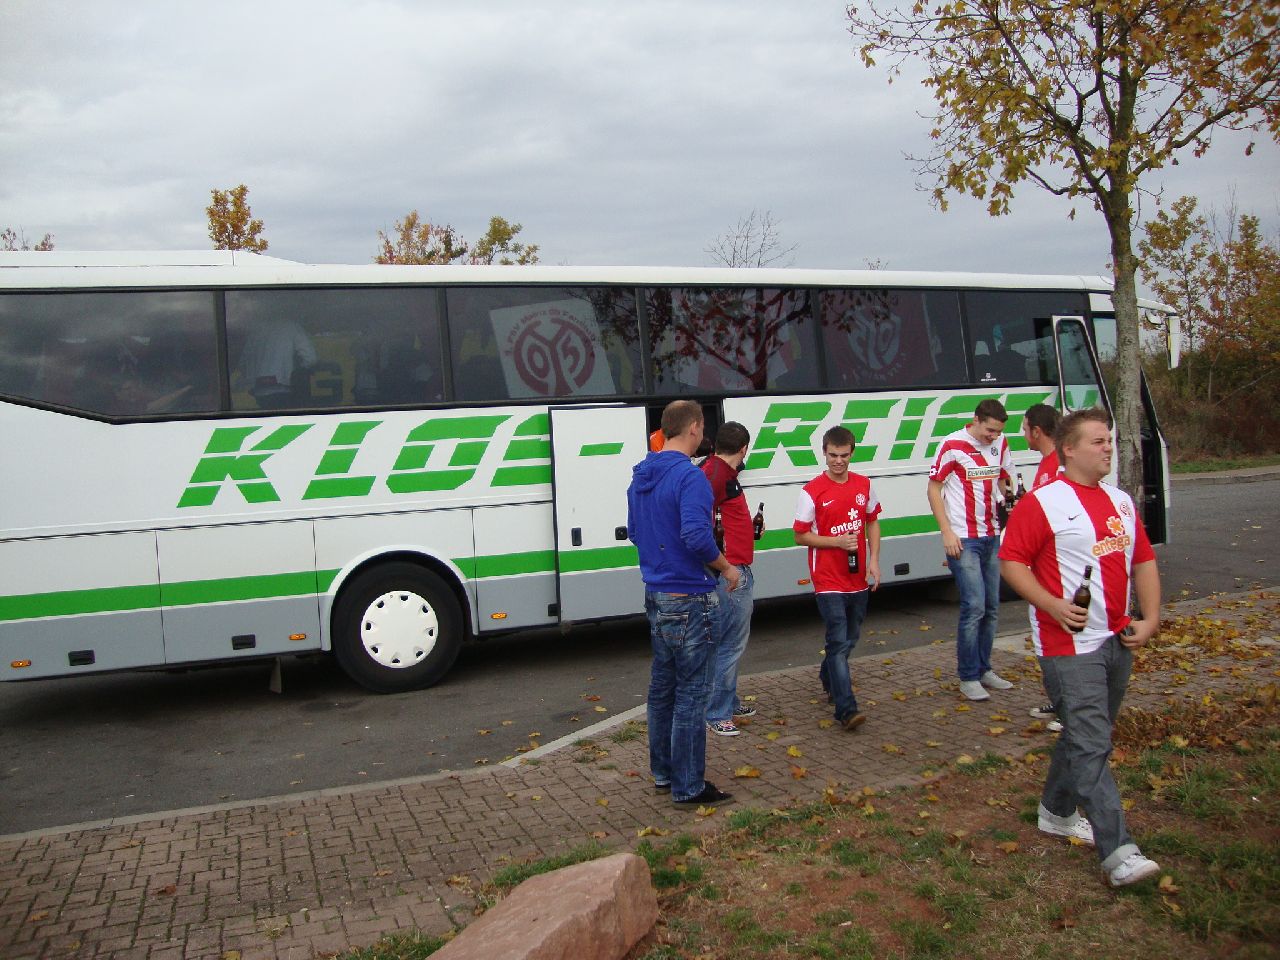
left=713, top=508, right=725, bottom=552
left=847, top=539, right=860, bottom=574
left=753, top=502, right=765, bottom=541
left=1015, top=472, right=1027, bottom=501
left=1069, top=564, right=1093, bottom=632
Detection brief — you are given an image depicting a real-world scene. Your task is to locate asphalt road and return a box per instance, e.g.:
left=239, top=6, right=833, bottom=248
left=1, top=475, right=1274, bottom=835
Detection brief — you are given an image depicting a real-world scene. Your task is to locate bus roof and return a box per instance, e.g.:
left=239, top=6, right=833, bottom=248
left=0, top=250, right=1129, bottom=296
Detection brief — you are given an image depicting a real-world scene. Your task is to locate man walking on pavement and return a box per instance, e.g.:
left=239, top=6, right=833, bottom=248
left=628, top=400, right=740, bottom=807
left=999, top=407, right=1163, bottom=887
left=927, top=398, right=1017, bottom=701
left=702, top=421, right=759, bottom=738
left=1022, top=401, right=1065, bottom=730
left=793, top=426, right=881, bottom=731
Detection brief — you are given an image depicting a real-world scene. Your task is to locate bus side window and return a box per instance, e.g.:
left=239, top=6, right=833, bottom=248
left=819, top=288, right=966, bottom=389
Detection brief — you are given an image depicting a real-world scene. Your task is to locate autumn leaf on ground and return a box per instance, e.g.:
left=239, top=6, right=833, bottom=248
left=477, top=729, right=491, bottom=736
left=734, top=766, right=762, bottom=778
left=594, top=706, right=608, bottom=712
left=1158, top=875, right=1180, bottom=894
left=893, top=691, right=909, bottom=701
left=882, top=743, right=902, bottom=754
left=765, top=731, right=781, bottom=741
left=818, top=719, right=834, bottom=729
left=926, top=740, right=943, bottom=747
left=988, top=726, right=1006, bottom=735
left=787, top=745, right=804, bottom=758
left=695, top=805, right=717, bottom=817
left=637, top=826, right=670, bottom=838
left=501, top=720, right=514, bottom=726
left=997, top=841, right=1019, bottom=854
left=790, top=765, right=809, bottom=779
left=955, top=754, right=975, bottom=766
left=584, top=694, right=602, bottom=701
left=596, top=797, right=609, bottom=807
left=955, top=704, right=971, bottom=712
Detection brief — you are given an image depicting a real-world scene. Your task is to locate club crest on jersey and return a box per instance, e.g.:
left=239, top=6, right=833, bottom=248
left=1119, top=500, right=1133, bottom=518
left=855, top=493, right=867, bottom=507
left=1092, top=514, right=1132, bottom=558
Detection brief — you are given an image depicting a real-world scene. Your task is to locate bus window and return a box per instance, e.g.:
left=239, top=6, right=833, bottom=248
left=647, top=287, right=817, bottom=393
left=446, top=286, right=641, bottom=402
left=226, top=288, right=443, bottom=411
left=1056, top=318, right=1107, bottom=412
left=818, top=289, right=967, bottom=389
left=965, top=291, right=1086, bottom=385
left=0, top=291, right=219, bottom=416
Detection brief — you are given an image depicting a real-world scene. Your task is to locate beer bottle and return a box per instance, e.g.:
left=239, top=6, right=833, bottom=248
left=1015, top=472, right=1027, bottom=501
left=1069, top=564, right=1093, bottom=633
left=713, top=508, right=725, bottom=552
left=847, top=538, right=860, bottom=574
left=753, top=502, right=765, bottom=541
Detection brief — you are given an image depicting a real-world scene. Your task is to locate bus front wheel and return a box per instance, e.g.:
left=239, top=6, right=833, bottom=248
left=332, top=562, right=464, bottom=693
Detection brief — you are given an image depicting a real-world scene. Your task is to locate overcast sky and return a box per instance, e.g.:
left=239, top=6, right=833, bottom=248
left=3, top=1, right=1277, bottom=277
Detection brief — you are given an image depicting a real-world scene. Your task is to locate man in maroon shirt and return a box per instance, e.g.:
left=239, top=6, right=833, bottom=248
left=702, top=422, right=758, bottom=736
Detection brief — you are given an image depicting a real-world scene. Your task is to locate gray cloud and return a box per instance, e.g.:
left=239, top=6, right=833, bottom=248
left=2, top=1, right=1276, bottom=277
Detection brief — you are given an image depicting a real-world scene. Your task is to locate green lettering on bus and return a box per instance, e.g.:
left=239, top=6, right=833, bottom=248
left=840, top=398, right=898, bottom=462
left=744, top=401, right=831, bottom=470
left=495, top=412, right=552, bottom=487
left=386, top=414, right=511, bottom=493
left=178, top=424, right=312, bottom=508
left=303, top=421, right=382, bottom=500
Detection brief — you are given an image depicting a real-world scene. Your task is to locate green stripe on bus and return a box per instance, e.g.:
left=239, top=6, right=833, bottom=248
left=557, top=545, right=639, bottom=573
left=160, top=571, right=321, bottom=607
left=474, top=550, right=557, bottom=578
left=579, top=442, right=625, bottom=457
left=0, top=583, right=162, bottom=621
left=0, top=515, right=943, bottom=622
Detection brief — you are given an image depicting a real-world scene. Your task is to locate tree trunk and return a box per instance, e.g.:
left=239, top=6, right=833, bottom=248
left=1109, top=213, right=1145, bottom=506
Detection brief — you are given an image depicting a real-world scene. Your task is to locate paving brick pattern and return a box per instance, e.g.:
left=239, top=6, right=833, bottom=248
left=1, top=592, right=1274, bottom=959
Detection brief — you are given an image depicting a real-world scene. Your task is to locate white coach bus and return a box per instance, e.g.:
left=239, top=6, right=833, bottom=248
left=0, top=252, right=1172, bottom=692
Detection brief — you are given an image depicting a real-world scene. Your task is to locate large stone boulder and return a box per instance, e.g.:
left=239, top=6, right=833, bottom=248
left=431, top=852, right=658, bottom=960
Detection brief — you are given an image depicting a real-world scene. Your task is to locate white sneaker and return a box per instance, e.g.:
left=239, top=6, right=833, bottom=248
left=1029, top=703, right=1056, bottom=719
left=980, top=670, right=1014, bottom=690
left=1047, top=718, right=1064, bottom=733
left=959, top=680, right=990, bottom=701
left=1108, top=853, right=1160, bottom=887
left=1038, top=810, right=1095, bottom=846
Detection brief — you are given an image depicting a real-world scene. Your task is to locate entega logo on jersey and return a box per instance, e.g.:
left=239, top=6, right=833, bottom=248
left=1092, top=515, right=1132, bottom=558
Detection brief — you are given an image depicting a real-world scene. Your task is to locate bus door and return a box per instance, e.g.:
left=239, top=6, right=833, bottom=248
left=549, top=405, right=647, bottom=622
left=1051, top=315, right=1110, bottom=418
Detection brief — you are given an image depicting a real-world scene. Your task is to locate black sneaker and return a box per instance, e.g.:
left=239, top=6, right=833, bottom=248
left=1029, top=704, right=1057, bottom=720
left=654, top=781, right=671, bottom=794
left=732, top=703, right=757, bottom=719
left=673, top=781, right=734, bottom=806
left=840, top=712, right=866, bottom=731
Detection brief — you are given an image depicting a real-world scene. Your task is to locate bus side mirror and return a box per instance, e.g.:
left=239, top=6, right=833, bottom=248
left=1167, top=316, right=1182, bottom=369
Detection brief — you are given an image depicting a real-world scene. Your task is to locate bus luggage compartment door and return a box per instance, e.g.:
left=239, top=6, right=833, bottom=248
left=549, top=405, right=647, bottom=622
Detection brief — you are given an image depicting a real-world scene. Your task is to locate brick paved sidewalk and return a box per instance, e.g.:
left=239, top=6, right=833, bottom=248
left=1, top=591, right=1274, bottom=960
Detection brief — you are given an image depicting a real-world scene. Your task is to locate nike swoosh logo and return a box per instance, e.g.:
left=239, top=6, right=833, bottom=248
left=821, top=500, right=835, bottom=507
left=1067, top=514, right=1081, bottom=521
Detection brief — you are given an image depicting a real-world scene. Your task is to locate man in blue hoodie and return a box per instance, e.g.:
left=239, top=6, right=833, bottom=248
left=628, top=400, right=740, bottom=806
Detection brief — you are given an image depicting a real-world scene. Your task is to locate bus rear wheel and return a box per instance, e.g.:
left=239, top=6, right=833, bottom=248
left=332, top=562, right=464, bottom=693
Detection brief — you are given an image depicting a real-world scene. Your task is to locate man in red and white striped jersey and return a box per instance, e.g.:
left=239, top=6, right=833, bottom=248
left=926, top=398, right=1016, bottom=701
left=999, top=408, right=1163, bottom=887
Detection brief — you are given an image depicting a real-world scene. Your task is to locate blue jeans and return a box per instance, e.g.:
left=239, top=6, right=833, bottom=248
left=1039, top=635, right=1138, bottom=868
left=645, top=590, right=720, bottom=801
left=815, top=590, right=869, bottom=722
left=706, top=565, right=755, bottom=724
left=950, top=537, right=1000, bottom=681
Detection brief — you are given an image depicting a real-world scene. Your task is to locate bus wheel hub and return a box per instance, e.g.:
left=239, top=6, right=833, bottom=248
left=359, top=590, right=439, bottom=669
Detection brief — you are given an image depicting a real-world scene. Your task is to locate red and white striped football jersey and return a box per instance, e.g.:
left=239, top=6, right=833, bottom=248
left=1032, top=449, right=1061, bottom=489
left=928, top=426, right=1014, bottom=538
left=999, top=477, right=1155, bottom=656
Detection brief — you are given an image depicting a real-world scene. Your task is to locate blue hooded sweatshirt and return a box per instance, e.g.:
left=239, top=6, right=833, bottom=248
left=627, top=450, right=720, bottom=594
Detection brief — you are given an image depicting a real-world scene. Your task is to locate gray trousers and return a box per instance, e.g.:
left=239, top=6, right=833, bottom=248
left=1038, top=634, right=1139, bottom=871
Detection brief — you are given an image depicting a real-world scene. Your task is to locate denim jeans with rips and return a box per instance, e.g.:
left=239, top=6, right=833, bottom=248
left=705, top=564, right=755, bottom=724
left=815, top=590, right=870, bottom=722
left=950, top=536, right=1000, bottom=681
left=645, top=590, right=720, bottom=801
left=1039, top=634, right=1140, bottom=870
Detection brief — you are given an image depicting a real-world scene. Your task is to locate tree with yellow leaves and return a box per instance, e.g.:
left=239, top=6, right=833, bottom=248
left=206, top=184, right=268, bottom=252
left=847, top=0, right=1280, bottom=499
